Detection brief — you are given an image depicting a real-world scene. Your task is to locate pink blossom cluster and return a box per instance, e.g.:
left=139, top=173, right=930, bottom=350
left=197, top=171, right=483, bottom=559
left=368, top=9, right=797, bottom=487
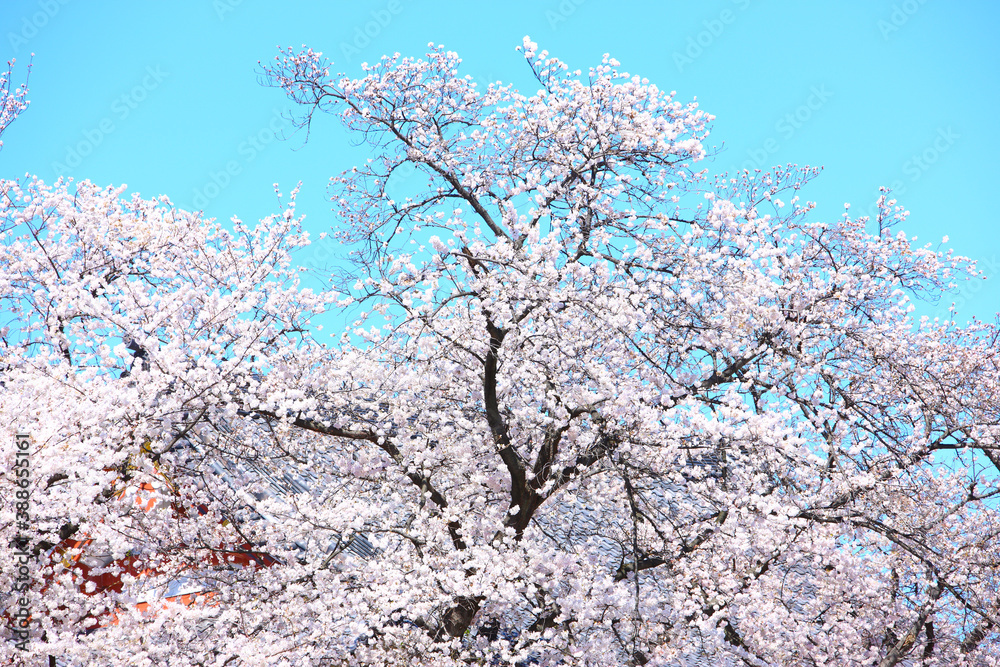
left=0, top=58, right=30, bottom=151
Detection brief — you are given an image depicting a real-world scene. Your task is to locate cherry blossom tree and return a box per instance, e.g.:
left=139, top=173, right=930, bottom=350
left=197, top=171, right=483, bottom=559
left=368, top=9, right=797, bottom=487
left=3, top=38, right=1000, bottom=666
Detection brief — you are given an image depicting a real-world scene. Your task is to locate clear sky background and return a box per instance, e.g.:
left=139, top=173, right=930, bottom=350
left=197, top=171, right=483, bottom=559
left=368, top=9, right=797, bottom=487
left=2, top=0, right=998, bottom=323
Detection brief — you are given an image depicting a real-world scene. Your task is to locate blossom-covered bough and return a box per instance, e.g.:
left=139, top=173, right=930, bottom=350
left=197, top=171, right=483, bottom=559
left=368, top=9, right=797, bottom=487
left=0, top=57, right=30, bottom=151
left=2, top=38, right=1000, bottom=666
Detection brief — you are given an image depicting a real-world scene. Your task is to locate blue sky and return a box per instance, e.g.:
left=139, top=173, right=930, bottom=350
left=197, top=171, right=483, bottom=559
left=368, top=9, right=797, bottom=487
left=2, top=0, right=999, bottom=322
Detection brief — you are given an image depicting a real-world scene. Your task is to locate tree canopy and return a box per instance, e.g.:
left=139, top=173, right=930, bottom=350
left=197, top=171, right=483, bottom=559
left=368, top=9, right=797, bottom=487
left=2, top=39, right=1000, bottom=666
